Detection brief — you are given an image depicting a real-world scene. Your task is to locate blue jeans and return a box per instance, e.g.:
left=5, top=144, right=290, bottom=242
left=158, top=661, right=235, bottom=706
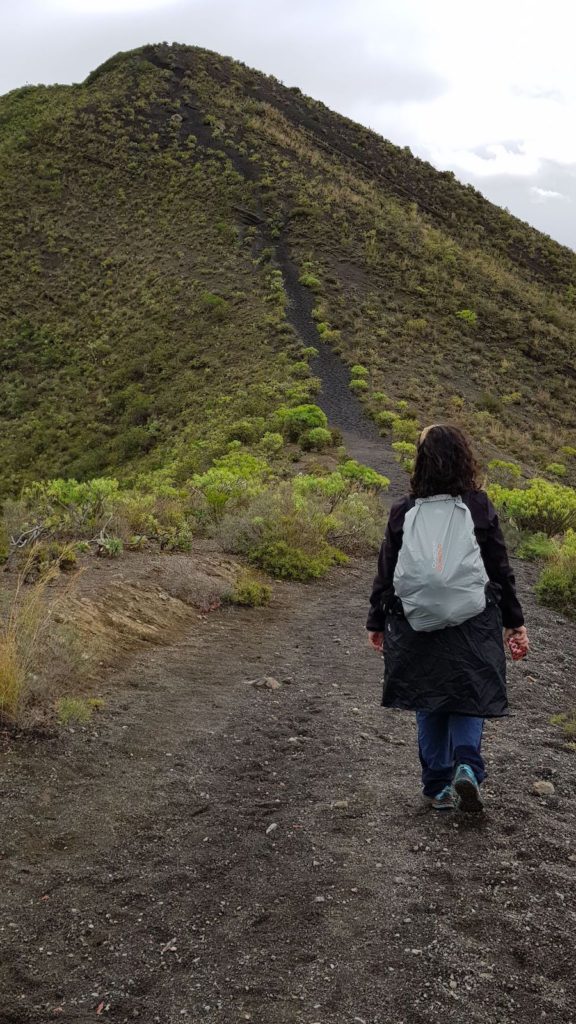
left=417, top=712, right=486, bottom=797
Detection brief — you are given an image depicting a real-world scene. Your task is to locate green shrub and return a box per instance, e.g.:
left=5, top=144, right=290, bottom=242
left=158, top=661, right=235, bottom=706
left=56, top=697, right=94, bottom=726
left=560, top=446, right=576, bottom=459
left=547, top=462, right=567, bottom=478
left=228, top=572, right=272, bottom=607
left=300, top=427, right=333, bottom=451
left=349, top=378, right=368, bottom=391
left=516, top=532, right=558, bottom=561
left=298, top=272, right=321, bottom=291
left=10, top=477, right=120, bottom=542
left=274, top=404, right=328, bottom=441
left=200, top=291, right=229, bottom=319
left=489, top=479, right=576, bottom=536
left=249, top=540, right=340, bottom=580
left=350, top=364, right=369, bottom=377
left=27, top=541, right=78, bottom=575
left=227, top=418, right=265, bottom=444
left=258, top=431, right=284, bottom=456
left=488, top=459, right=522, bottom=487
left=97, top=536, right=123, bottom=558
left=339, top=460, right=390, bottom=491
left=550, top=711, right=576, bottom=739
left=218, top=468, right=383, bottom=579
left=392, top=441, right=416, bottom=473
left=456, top=309, right=477, bottom=324
left=191, top=451, right=272, bottom=517
left=392, top=418, right=420, bottom=443
left=536, top=553, right=576, bottom=619
left=301, top=346, right=319, bottom=359
left=375, top=410, right=397, bottom=433
left=290, top=361, right=311, bottom=378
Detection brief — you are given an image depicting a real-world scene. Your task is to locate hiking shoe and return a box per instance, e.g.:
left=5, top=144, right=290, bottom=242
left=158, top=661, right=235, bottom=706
left=431, top=785, right=455, bottom=812
left=453, top=764, right=484, bottom=813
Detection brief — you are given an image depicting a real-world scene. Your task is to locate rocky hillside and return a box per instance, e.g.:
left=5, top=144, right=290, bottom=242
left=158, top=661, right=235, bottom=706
left=1, top=42, right=576, bottom=496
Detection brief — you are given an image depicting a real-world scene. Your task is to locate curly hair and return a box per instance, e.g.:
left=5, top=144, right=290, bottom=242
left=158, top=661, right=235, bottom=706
left=410, top=424, right=480, bottom=498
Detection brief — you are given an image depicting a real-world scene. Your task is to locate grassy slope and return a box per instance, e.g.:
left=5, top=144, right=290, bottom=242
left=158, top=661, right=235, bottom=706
left=1, top=42, right=576, bottom=496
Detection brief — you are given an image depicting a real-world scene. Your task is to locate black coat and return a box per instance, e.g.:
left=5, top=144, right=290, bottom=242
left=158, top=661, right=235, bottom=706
left=368, top=490, right=524, bottom=718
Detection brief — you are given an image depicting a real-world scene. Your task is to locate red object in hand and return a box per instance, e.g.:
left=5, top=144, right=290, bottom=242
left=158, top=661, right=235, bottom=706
left=507, top=635, right=527, bottom=661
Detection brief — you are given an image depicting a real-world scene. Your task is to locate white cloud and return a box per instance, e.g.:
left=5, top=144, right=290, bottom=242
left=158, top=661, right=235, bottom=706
left=530, top=186, right=567, bottom=202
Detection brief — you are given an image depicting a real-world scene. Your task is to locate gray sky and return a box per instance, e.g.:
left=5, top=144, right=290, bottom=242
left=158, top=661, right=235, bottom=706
left=2, top=0, right=575, bottom=250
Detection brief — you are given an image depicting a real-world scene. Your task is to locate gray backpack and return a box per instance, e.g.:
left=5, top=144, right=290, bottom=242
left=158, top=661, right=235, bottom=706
left=393, top=495, right=488, bottom=632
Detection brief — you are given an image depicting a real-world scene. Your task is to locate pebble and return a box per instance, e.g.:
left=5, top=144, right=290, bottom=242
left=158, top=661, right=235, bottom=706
left=265, top=823, right=278, bottom=835
left=331, top=799, right=349, bottom=809
left=263, top=676, right=281, bottom=690
left=532, top=780, right=555, bottom=796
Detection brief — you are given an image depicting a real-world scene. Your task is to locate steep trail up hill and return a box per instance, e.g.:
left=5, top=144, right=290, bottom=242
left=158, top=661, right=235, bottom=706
left=184, top=94, right=406, bottom=493
left=276, top=239, right=405, bottom=492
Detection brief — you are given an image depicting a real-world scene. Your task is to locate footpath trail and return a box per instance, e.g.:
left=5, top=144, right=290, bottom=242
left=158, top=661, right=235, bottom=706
left=1, top=551, right=576, bottom=1023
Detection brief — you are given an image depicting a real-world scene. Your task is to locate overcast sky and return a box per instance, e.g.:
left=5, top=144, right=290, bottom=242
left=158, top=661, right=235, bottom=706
left=2, top=0, right=575, bottom=250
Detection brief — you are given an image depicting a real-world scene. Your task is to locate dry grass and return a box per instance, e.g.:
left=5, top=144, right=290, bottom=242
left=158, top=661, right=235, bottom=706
left=0, top=547, right=80, bottom=724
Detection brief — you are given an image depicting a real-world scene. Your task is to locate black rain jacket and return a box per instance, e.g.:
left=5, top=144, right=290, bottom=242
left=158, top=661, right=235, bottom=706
left=367, top=490, right=524, bottom=718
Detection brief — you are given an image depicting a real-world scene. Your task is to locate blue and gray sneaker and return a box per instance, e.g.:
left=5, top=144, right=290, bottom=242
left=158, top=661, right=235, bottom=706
left=431, top=785, right=455, bottom=812
left=453, top=764, right=484, bottom=813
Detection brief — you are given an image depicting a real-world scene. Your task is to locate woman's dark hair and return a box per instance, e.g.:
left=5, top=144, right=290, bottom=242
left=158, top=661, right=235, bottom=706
left=410, top=424, right=480, bottom=498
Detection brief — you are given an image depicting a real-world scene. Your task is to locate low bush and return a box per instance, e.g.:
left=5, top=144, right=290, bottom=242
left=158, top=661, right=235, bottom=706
left=339, top=460, right=390, bottom=491
left=56, top=696, right=94, bottom=726
left=191, top=451, right=272, bottom=517
left=227, top=572, right=272, bottom=607
left=392, top=417, right=420, bottom=443
left=350, top=364, right=369, bottom=377
left=547, top=462, right=567, bottom=478
left=249, top=540, right=341, bottom=580
left=258, top=431, right=284, bottom=456
left=456, top=309, right=477, bottom=324
left=392, top=441, right=416, bottom=473
left=96, top=536, right=124, bottom=558
left=298, top=272, right=321, bottom=291
left=375, top=410, right=397, bottom=433
left=300, top=427, right=333, bottom=451
left=550, top=711, right=576, bottom=740
left=227, top=418, right=266, bottom=444
left=218, top=464, right=384, bottom=580
left=536, top=553, right=576, bottom=619
left=516, top=532, right=558, bottom=561
left=273, top=404, right=328, bottom=441
left=488, top=460, right=522, bottom=487
left=489, top=479, right=576, bottom=536
left=349, top=378, right=369, bottom=392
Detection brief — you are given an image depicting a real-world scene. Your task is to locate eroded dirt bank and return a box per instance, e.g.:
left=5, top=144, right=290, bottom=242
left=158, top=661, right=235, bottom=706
left=1, top=558, right=575, bottom=1024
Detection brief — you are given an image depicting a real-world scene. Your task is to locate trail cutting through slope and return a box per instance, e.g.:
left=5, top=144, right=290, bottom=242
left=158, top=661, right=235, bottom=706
left=275, top=238, right=406, bottom=494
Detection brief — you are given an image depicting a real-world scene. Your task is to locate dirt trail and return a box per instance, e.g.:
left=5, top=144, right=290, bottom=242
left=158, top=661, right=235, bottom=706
left=1, top=558, right=576, bottom=1023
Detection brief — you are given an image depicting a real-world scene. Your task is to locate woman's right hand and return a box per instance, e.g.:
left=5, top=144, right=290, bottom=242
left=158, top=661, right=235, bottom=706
left=368, top=631, right=384, bottom=653
left=504, top=625, right=529, bottom=654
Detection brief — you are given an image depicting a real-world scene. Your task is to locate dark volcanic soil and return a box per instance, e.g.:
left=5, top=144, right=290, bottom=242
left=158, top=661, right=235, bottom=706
left=1, top=556, right=575, bottom=1024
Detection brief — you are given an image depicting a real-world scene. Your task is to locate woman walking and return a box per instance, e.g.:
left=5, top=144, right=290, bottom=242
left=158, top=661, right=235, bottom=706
left=367, top=425, right=528, bottom=812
